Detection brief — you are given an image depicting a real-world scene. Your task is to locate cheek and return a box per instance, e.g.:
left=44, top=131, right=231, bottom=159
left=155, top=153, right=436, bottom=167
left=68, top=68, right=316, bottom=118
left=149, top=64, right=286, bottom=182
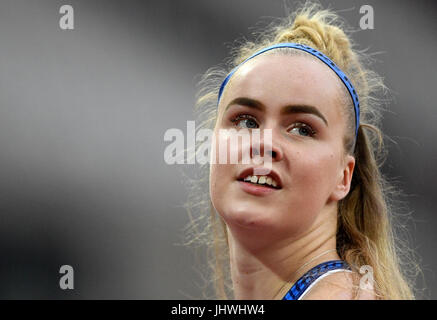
left=271, top=151, right=339, bottom=236
left=209, top=163, right=224, bottom=208
left=292, top=150, right=338, bottom=192
left=209, top=142, right=235, bottom=213
left=284, top=150, right=339, bottom=219
left=209, top=126, right=248, bottom=196
left=210, top=128, right=234, bottom=214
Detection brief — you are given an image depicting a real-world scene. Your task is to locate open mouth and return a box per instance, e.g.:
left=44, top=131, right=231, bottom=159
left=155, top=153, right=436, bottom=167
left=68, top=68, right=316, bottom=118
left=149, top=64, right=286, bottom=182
left=237, top=174, right=281, bottom=190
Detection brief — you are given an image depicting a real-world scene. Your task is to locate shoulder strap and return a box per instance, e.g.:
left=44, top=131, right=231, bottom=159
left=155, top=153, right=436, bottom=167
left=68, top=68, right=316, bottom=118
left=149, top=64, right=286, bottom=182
left=282, top=260, right=351, bottom=300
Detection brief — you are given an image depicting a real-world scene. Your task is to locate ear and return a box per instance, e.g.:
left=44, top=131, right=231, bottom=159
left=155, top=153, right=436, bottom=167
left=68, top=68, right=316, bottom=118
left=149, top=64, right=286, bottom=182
left=329, top=154, right=356, bottom=202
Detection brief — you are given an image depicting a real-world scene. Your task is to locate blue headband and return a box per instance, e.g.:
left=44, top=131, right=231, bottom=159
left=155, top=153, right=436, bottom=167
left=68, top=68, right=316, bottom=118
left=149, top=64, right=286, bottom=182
left=218, top=43, right=360, bottom=138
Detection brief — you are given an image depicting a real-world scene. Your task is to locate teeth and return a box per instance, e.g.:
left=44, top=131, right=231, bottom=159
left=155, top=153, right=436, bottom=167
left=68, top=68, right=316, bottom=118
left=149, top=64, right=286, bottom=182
left=242, top=175, right=279, bottom=188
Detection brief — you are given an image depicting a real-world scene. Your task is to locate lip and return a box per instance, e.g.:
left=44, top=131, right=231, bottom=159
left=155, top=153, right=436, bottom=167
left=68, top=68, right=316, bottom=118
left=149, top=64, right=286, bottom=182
left=237, top=180, right=278, bottom=196
left=236, top=167, right=283, bottom=189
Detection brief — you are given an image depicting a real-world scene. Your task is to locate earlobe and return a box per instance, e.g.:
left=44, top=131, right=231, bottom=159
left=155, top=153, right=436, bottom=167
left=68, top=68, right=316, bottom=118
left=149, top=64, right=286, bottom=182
left=330, top=155, right=356, bottom=202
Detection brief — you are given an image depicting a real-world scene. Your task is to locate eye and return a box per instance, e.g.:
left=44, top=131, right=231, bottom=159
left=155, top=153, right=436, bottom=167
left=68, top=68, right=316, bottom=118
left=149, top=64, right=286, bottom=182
left=231, top=114, right=259, bottom=129
left=288, top=122, right=316, bottom=137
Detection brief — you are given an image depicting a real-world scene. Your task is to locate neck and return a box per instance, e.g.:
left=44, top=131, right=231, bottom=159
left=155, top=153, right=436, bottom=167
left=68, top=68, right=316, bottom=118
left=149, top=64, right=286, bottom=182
left=228, top=213, right=340, bottom=300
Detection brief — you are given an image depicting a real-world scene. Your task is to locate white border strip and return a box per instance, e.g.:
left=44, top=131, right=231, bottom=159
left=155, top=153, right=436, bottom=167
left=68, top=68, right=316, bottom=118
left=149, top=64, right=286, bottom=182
left=298, top=269, right=353, bottom=300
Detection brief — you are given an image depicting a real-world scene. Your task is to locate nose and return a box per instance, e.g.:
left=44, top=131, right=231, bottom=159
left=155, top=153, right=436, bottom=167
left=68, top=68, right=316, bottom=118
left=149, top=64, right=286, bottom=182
left=250, top=131, right=283, bottom=162
left=252, top=146, right=282, bottom=161
left=267, top=149, right=278, bottom=159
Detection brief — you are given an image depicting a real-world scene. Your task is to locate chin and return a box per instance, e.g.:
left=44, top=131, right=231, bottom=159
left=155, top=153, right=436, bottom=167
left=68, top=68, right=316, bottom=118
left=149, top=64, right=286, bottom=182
left=220, top=202, right=278, bottom=231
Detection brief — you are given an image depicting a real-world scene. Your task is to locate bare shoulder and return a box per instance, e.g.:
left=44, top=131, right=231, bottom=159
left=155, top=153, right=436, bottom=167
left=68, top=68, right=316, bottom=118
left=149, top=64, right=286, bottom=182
left=302, top=271, right=376, bottom=300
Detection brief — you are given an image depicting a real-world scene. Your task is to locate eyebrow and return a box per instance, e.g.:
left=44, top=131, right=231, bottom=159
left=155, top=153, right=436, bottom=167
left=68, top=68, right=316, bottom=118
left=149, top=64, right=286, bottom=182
left=224, top=97, right=329, bottom=127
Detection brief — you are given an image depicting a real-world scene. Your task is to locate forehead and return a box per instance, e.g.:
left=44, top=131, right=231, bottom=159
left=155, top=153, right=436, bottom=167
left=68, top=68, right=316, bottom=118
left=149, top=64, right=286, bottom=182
left=220, top=53, right=345, bottom=119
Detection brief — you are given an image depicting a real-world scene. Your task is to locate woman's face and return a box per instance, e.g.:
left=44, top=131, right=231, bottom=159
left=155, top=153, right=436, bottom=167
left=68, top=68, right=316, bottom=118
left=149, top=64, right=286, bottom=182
left=210, top=53, right=355, bottom=241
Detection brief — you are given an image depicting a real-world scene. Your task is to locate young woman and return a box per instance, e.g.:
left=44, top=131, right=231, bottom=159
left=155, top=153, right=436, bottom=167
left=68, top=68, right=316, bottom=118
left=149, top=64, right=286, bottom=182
left=185, top=2, right=417, bottom=300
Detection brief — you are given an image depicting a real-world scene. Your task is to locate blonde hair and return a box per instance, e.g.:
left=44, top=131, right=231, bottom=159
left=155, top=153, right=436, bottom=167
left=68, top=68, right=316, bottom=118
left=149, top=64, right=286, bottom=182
left=184, top=1, right=420, bottom=299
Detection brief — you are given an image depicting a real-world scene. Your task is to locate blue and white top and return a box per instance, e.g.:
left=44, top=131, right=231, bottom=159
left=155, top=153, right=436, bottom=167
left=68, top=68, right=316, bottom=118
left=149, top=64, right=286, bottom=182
left=282, top=260, right=352, bottom=300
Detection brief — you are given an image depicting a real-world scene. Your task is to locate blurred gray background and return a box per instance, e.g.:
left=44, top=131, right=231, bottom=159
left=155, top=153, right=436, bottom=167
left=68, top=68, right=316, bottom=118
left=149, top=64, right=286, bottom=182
left=0, top=0, right=435, bottom=299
